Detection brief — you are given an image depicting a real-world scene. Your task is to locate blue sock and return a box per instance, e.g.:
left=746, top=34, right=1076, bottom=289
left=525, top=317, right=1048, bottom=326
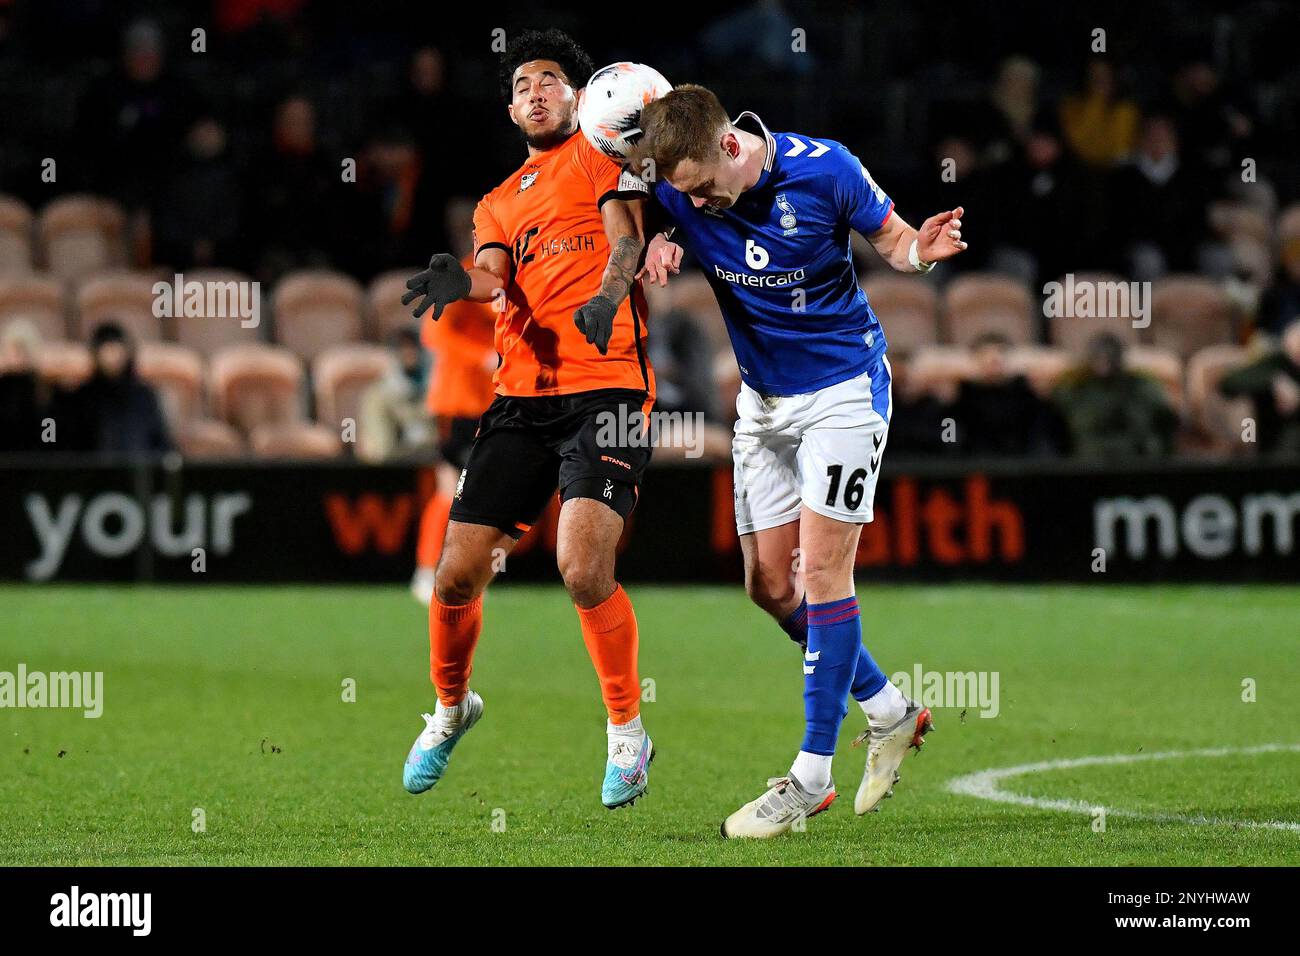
left=802, top=597, right=864, bottom=755
left=782, top=596, right=885, bottom=703
left=779, top=599, right=808, bottom=646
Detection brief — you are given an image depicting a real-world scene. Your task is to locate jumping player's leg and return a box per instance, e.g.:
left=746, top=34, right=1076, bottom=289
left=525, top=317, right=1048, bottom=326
left=554, top=391, right=655, bottom=808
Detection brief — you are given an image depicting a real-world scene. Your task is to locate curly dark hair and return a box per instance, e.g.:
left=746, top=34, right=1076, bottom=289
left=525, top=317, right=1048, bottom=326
left=498, top=28, right=594, bottom=100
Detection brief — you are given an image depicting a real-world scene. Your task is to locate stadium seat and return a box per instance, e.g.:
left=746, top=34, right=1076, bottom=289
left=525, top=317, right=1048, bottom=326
left=172, top=268, right=264, bottom=355
left=1149, top=276, right=1234, bottom=358
left=367, top=269, right=423, bottom=342
left=909, top=346, right=975, bottom=402
left=941, top=274, right=1035, bottom=346
left=249, top=421, right=343, bottom=459
left=1045, top=272, right=1146, bottom=352
left=209, top=343, right=304, bottom=434
left=174, top=418, right=246, bottom=459
left=1185, top=344, right=1254, bottom=455
left=1125, top=346, right=1185, bottom=414
left=862, top=273, right=939, bottom=352
left=273, top=270, right=364, bottom=361
left=312, top=344, right=395, bottom=430
left=0, top=274, right=67, bottom=342
left=1005, top=346, right=1072, bottom=396
left=666, top=273, right=729, bottom=350
left=1210, top=201, right=1272, bottom=245
left=0, top=195, right=34, bottom=275
left=35, top=340, right=92, bottom=388
left=136, top=342, right=205, bottom=431
left=37, top=195, right=126, bottom=280
left=74, top=271, right=164, bottom=342
left=1277, top=203, right=1300, bottom=243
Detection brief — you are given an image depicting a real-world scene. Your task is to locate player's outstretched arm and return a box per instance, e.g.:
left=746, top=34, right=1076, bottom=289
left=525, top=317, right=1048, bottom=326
left=573, top=198, right=646, bottom=354
left=868, top=205, right=967, bottom=274
left=402, top=250, right=507, bottom=319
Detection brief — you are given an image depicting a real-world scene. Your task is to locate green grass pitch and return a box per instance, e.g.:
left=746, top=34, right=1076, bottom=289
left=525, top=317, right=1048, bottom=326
left=2, top=583, right=1298, bottom=866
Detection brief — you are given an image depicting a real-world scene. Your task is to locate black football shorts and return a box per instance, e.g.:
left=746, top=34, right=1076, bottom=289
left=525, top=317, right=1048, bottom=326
left=448, top=388, right=653, bottom=538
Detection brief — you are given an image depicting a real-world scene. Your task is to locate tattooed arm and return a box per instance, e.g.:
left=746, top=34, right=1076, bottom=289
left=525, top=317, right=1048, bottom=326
left=573, top=198, right=646, bottom=354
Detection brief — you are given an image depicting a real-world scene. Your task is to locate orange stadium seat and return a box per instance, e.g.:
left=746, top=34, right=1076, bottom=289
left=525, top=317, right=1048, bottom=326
left=37, top=195, right=126, bottom=280
left=1277, top=203, right=1300, bottom=243
left=35, top=340, right=92, bottom=389
left=909, top=346, right=975, bottom=403
left=172, top=268, right=264, bottom=355
left=209, top=343, right=304, bottom=434
left=0, top=274, right=67, bottom=342
left=0, top=195, right=34, bottom=275
left=665, top=272, right=728, bottom=350
left=1149, top=276, right=1234, bottom=358
left=1125, top=345, right=1185, bottom=414
left=367, top=269, right=423, bottom=342
left=273, top=270, right=364, bottom=361
left=136, top=342, right=205, bottom=431
left=74, top=271, right=164, bottom=342
left=1005, top=345, right=1072, bottom=396
left=312, top=344, right=395, bottom=430
left=249, top=421, right=343, bottom=459
left=862, top=273, right=939, bottom=352
left=1045, top=272, right=1146, bottom=351
left=1185, top=344, right=1254, bottom=455
left=174, top=418, right=246, bottom=459
left=941, top=274, right=1035, bottom=346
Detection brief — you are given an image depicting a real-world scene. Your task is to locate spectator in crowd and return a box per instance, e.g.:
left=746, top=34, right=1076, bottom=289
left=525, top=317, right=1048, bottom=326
left=1256, top=236, right=1300, bottom=339
left=1163, top=57, right=1253, bottom=182
left=645, top=308, right=731, bottom=463
left=1109, top=114, right=1207, bottom=281
left=52, top=322, right=171, bottom=455
left=0, top=318, right=48, bottom=453
left=357, top=328, right=431, bottom=462
left=76, top=19, right=198, bottom=210
left=951, top=333, right=1057, bottom=457
left=249, top=95, right=337, bottom=282
left=883, top=351, right=959, bottom=459
left=1218, top=317, right=1300, bottom=458
left=1059, top=58, right=1139, bottom=168
left=1052, top=334, right=1177, bottom=460
left=978, top=56, right=1041, bottom=165
left=153, top=116, right=243, bottom=270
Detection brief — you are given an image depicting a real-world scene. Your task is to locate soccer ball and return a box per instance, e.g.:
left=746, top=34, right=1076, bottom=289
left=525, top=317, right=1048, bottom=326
left=579, top=62, right=673, bottom=160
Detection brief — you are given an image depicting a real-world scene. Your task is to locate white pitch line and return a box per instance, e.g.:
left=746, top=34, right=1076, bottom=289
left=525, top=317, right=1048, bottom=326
left=946, top=743, right=1300, bottom=832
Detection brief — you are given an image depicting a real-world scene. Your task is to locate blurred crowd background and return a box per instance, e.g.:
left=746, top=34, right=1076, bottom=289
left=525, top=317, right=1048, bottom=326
left=1, top=0, right=1299, bottom=464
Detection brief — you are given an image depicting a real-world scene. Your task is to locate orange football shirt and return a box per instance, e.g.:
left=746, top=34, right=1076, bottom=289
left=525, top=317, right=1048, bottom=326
left=422, top=257, right=497, bottom=419
left=473, top=130, right=654, bottom=399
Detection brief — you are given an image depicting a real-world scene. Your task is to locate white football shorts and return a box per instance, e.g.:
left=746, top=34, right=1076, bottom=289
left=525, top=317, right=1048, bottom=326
left=732, top=356, right=892, bottom=535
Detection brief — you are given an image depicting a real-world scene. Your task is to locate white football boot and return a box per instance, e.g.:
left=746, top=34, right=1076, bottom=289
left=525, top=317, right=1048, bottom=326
left=720, top=773, right=837, bottom=839
left=853, top=699, right=933, bottom=815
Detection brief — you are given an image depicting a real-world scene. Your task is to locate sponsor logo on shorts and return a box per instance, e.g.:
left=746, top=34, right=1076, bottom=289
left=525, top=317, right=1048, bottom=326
left=600, top=455, right=631, bottom=470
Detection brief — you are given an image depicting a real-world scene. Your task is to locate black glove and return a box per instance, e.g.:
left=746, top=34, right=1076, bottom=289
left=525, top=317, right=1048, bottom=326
left=573, top=295, right=618, bottom=355
left=401, top=253, right=472, bottom=320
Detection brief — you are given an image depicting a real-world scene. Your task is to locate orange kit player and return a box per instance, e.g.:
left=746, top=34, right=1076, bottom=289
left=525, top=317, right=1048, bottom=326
left=399, top=28, right=657, bottom=809
left=409, top=209, right=498, bottom=605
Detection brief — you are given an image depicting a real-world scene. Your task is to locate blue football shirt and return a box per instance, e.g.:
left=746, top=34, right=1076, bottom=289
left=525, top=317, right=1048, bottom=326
left=653, top=112, right=894, bottom=396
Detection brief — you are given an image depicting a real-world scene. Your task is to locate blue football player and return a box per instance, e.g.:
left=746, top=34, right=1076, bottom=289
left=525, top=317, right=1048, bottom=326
left=629, top=84, right=968, bottom=837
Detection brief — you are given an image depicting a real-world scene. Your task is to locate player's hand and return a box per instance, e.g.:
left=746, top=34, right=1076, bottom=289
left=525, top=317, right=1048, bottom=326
left=573, top=295, right=618, bottom=355
left=401, top=253, right=472, bottom=320
left=916, top=206, right=968, bottom=263
left=636, top=233, right=683, bottom=286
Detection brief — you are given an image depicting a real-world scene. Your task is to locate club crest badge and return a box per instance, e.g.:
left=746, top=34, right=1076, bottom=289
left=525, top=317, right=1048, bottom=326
left=776, top=193, right=798, bottom=235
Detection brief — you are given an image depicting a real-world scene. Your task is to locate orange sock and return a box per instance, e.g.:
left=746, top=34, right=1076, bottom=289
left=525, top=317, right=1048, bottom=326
left=415, top=493, right=452, bottom=570
left=430, top=595, right=482, bottom=706
left=577, top=585, right=640, bottom=724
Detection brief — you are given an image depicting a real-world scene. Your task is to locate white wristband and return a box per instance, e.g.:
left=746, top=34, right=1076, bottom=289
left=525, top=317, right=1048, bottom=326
left=909, top=238, right=934, bottom=274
